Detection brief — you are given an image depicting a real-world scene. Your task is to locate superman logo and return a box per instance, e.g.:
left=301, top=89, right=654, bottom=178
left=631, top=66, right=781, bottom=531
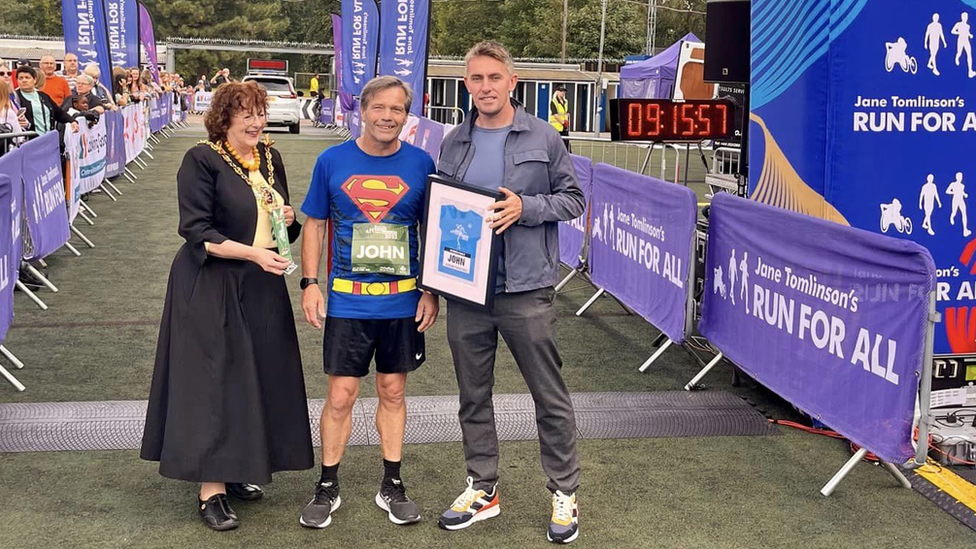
left=342, top=175, right=409, bottom=223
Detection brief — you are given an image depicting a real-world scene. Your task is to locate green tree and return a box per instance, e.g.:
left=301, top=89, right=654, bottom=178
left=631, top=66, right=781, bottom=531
left=430, top=0, right=502, bottom=57
left=499, top=0, right=562, bottom=58
left=0, top=0, right=40, bottom=35
left=566, top=0, right=646, bottom=59
left=141, top=0, right=291, bottom=79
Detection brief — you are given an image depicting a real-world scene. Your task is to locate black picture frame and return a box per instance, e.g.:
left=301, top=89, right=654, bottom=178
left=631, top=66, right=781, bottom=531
left=418, top=174, right=503, bottom=309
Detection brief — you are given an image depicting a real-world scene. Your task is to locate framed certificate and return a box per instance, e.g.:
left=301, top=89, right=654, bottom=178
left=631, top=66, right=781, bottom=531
left=418, top=174, right=502, bottom=308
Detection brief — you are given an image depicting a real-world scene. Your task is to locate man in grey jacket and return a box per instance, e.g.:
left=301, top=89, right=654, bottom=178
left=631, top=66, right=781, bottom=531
left=435, top=40, right=584, bottom=545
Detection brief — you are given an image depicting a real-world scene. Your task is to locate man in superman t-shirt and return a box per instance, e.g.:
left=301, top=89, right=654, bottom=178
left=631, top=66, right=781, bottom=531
left=298, top=77, right=438, bottom=529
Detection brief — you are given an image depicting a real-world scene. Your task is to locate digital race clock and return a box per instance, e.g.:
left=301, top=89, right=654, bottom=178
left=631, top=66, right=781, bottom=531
left=609, top=98, right=735, bottom=142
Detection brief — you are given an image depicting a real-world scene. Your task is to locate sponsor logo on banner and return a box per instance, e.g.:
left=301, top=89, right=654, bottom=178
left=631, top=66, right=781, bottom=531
left=378, top=0, right=430, bottom=116
left=104, top=0, right=139, bottom=67
left=700, top=193, right=936, bottom=462
left=21, top=132, right=71, bottom=259
left=588, top=163, right=697, bottom=343
left=193, top=91, right=213, bottom=111
left=341, top=0, right=379, bottom=95
left=749, top=0, right=976, bottom=353
left=342, top=175, right=409, bottom=222
left=74, top=117, right=108, bottom=189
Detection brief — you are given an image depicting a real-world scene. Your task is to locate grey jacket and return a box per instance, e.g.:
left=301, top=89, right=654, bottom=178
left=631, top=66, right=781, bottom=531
left=438, top=100, right=585, bottom=293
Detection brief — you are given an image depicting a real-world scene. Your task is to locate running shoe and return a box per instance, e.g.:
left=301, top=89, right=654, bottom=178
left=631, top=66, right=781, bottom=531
left=547, top=490, right=579, bottom=544
left=299, top=481, right=341, bottom=528
left=374, top=478, right=422, bottom=525
left=437, top=476, right=499, bottom=530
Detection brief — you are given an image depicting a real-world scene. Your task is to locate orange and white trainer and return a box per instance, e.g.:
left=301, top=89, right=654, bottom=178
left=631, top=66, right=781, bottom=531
left=437, top=476, right=500, bottom=530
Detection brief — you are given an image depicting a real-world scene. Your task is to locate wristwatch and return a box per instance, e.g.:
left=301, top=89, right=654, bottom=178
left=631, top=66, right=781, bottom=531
left=300, top=277, right=318, bottom=290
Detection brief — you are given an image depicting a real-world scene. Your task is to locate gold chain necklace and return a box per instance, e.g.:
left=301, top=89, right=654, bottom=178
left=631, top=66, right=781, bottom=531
left=200, top=137, right=279, bottom=212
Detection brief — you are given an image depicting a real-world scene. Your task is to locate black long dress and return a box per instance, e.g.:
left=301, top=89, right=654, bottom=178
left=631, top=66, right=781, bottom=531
left=140, top=141, right=313, bottom=484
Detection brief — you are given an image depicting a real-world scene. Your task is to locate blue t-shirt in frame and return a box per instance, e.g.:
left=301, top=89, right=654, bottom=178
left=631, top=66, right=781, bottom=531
left=437, top=203, right=483, bottom=282
left=301, top=140, right=436, bottom=319
left=463, top=125, right=510, bottom=293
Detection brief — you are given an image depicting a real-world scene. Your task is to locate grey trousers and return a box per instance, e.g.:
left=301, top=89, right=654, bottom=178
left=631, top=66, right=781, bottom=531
left=446, top=287, right=581, bottom=494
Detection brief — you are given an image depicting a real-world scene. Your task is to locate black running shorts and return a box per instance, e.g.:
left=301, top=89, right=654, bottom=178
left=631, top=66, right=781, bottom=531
left=322, top=316, right=425, bottom=377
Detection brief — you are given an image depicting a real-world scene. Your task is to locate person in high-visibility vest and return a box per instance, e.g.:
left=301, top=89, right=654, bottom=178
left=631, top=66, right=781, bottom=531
left=310, top=73, right=320, bottom=97
left=549, top=84, right=570, bottom=150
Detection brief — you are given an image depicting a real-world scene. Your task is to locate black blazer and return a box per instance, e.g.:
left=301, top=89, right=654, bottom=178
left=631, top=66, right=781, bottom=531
left=15, top=89, right=74, bottom=133
left=177, top=141, right=302, bottom=266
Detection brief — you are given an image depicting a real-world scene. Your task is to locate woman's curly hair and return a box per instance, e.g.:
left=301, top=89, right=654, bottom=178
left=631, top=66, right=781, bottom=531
left=204, top=81, right=268, bottom=143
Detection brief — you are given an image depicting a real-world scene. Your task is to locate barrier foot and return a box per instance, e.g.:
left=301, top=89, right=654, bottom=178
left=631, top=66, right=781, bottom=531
left=0, top=363, right=26, bottom=391
left=124, top=167, right=138, bottom=181
left=99, top=184, right=118, bottom=202
left=638, top=339, right=673, bottom=373
left=134, top=157, right=147, bottom=170
left=15, top=280, right=49, bottom=310
left=684, top=352, right=724, bottom=391
left=25, top=264, right=58, bottom=293
left=576, top=288, right=605, bottom=317
left=105, top=180, right=122, bottom=196
left=71, top=225, right=96, bottom=248
left=64, top=242, right=82, bottom=257
left=142, top=150, right=155, bottom=160
left=80, top=200, right=98, bottom=218
left=0, top=345, right=25, bottom=369
left=651, top=332, right=668, bottom=348
left=37, top=259, right=48, bottom=268
left=123, top=171, right=136, bottom=183
left=555, top=268, right=580, bottom=293
left=78, top=210, right=95, bottom=226
left=880, top=461, right=913, bottom=489
left=821, top=448, right=869, bottom=497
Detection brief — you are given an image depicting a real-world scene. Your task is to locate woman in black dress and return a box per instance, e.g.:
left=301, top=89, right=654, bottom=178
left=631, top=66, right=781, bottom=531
left=141, top=81, right=313, bottom=531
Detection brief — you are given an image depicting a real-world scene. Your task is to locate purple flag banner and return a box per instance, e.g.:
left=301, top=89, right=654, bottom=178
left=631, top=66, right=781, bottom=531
left=148, top=95, right=170, bottom=133
left=699, top=193, right=936, bottom=463
left=105, top=0, right=139, bottom=67
left=341, top=0, right=379, bottom=96
left=138, top=3, right=160, bottom=84
left=558, top=155, right=592, bottom=270
left=332, top=14, right=355, bottom=112
left=0, top=169, right=12, bottom=344
left=21, top=133, right=71, bottom=260
left=62, top=0, right=115, bottom=91
left=104, top=109, right=126, bottom=178
left=378, top=0, right=430, bottom=116
left=588, top=163, right=697, bottom=343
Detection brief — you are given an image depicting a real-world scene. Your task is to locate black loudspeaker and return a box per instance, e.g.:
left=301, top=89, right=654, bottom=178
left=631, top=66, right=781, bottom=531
left=704, top=0, right=751, bottom=84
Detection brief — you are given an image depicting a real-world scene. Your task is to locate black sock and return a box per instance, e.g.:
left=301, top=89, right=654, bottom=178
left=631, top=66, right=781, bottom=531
left=383, top=459, right=401, bottom=483
left=320, top=463, right=339, bottom=485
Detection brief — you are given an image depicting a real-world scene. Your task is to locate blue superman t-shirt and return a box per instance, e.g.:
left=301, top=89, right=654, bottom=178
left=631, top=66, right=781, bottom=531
left=302, top=140, right=436, bottom=319
left=437, top=204, right=483, bottom=282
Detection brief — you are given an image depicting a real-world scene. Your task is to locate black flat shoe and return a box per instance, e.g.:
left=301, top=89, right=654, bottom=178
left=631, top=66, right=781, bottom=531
left=198, top=494, right=240, bottom=531
left=227, top=483, right=264, bottom=501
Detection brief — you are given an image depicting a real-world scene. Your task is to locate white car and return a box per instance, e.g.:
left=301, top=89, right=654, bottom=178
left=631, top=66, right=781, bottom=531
left=242, top=74, right=301, bottom=134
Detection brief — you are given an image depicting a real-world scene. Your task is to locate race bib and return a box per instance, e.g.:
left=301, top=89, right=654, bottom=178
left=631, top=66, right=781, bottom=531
left=441, top=247, right=472, bottom=275
left=351, top=223, right=410, bottom=275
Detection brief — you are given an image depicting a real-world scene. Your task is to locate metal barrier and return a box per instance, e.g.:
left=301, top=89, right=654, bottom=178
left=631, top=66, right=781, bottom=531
left=0, top=130, right=36, bottom=157
left=426, top=105, right=465, bottom=126
left=564, top=137, right=690, bottom=184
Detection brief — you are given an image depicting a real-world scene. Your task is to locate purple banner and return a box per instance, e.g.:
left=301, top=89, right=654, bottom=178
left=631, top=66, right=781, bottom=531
left=378, top=0, right=430, bottom=116
left=558, top=155, right=592, bottom=270
left=588, top=163, right=697, bottom=343
left=349, top=107, right=362, bottom=139
left=105, top=0, right=139, bottom=67
left=138, top=3, right=160, bottom=84
left=21, top=132, right=71, bottom=260
left=331, top=14, right=356, bottom=112
left=0, top=148, right=23, bottom=344
left=0, top=169, right=12, bottom=344
left=341, top=0, right=379, bottom=96
left=699, top=193, right=935, bottom=463
left=104, top=110, right=125, bottom=178
left=318, top=98, right=335, bottom=125
left=148, top=94, right=170, bottom=133
left=62, top=0, right=115, bottom=97
left=413, top=117, right=444, bottom=161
